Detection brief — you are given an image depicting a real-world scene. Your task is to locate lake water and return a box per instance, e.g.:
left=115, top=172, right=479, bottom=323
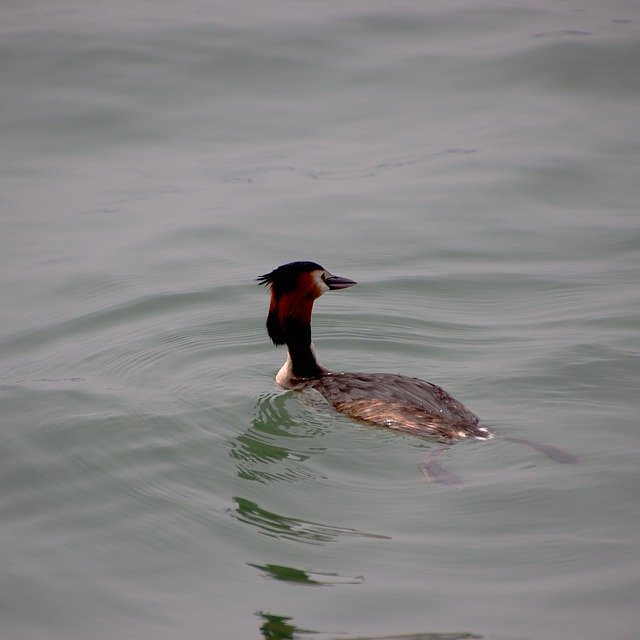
left=1, top=1, right=639, bottom=639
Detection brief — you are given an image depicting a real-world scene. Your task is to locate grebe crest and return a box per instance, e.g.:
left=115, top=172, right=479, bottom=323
left=258, top=261, right=491, bottom=443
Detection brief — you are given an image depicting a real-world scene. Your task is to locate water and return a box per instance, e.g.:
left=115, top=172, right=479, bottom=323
left=1, top=1, right=639, bottom=638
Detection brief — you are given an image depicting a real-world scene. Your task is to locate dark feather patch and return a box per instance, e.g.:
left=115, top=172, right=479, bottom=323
left=266, top=309, right=286, bottom=345
left=257, top=261, right=324, bottom=295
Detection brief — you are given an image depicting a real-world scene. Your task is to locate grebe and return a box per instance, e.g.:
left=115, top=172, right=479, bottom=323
left=257, top=260, right=491, bottom=442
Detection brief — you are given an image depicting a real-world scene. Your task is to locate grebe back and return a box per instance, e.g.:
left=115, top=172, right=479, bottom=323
left=258, top=260, right=491, bottom=442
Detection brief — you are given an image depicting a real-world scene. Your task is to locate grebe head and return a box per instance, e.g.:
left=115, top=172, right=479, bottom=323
left=257, top=261, right=356, bottom=346
left=257, top=261, right=356, bottom=297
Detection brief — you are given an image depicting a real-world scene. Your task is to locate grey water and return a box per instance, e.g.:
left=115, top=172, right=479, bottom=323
left=1, top=1, right=639, bottom=639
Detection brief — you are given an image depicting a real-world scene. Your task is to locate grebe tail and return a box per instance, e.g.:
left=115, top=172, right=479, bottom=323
left=257, top=260, right=490, bottom=442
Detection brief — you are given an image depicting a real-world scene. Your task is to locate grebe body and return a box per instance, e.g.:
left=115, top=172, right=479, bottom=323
left=258, top=261, right=491, bottom=442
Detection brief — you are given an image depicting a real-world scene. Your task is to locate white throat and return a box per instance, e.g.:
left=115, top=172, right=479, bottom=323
left=275, top=343, right=326, bottom=387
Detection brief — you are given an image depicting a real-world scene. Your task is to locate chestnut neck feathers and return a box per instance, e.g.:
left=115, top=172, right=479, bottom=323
left=257, top=261, right=356, bottom=380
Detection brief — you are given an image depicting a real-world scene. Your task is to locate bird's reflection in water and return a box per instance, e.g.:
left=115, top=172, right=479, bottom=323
left=230, top=392, right=329, bottom=484
left=257, top=611, right=315, bottom=639
left=256, top=611, right=482, bottom=640
left=230, top=496, right=390, bottom=545
left=249, top=562, right=364, bottom=587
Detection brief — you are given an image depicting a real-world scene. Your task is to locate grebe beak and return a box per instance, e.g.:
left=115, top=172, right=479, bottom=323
left=325, top=273, right=357, bottom=290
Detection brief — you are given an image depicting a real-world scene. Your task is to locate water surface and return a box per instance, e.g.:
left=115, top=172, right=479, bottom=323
left=1, top=1, right=639, bottom=639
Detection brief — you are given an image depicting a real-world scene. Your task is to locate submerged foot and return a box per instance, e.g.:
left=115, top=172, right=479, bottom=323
left=418, top=434, right=578, bottom=486
left=419, top=446, right=462, bottom=485
left=504, top=436, right=579, bottom=464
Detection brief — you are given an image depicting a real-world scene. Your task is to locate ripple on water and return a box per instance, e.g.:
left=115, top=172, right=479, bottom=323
left=1, top=382, right=232, bottom=570
left=228, top=392, right=331, bottom=484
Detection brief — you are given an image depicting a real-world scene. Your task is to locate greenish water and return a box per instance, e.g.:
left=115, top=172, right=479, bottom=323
left=1, top=1, right=639, bottom=639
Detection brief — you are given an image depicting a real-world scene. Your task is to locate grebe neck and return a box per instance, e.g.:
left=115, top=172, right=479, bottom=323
left=279, top=316, right=327, bottom=381
left=257, top=262, right=354, bottom=384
